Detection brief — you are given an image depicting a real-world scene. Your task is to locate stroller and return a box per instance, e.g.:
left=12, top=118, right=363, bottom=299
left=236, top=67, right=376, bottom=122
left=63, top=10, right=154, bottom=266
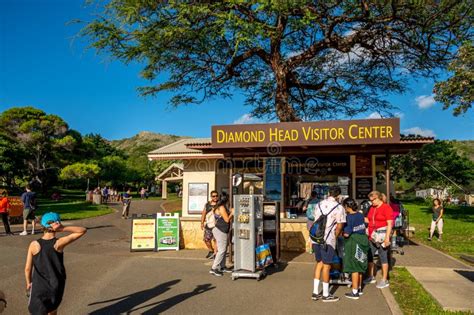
left=329, top=236, right=352, bottom=285
left=390, top=202, right=408, bottom=255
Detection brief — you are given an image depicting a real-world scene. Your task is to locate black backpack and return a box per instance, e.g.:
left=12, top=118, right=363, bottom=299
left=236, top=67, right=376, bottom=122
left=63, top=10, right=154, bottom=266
left=309, top=203, right=339, bottom=245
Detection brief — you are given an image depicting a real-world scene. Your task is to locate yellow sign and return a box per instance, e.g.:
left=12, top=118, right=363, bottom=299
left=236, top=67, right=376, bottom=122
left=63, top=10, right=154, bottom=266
left=212, top=118, right=400, bottom=148
left=131, top=218, right=156, bottom=251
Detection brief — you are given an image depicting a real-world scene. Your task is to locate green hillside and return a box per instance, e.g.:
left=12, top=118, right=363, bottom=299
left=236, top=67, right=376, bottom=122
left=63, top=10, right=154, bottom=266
left=451, top=140, right=474, bottom=162
left=111, top=131, right=186, bottom=158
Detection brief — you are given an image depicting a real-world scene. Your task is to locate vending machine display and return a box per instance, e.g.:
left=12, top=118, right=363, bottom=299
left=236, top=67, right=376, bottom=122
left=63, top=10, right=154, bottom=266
left=232, top=195, right=264, bottom=280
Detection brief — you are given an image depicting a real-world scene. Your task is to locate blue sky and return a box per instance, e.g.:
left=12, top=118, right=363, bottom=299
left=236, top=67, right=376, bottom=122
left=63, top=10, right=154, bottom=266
left=1, top=0, right=473, bottom=141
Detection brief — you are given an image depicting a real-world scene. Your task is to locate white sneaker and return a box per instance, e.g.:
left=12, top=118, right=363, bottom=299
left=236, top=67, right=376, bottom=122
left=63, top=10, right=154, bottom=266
left=31, top=229, right=35, bottom=235
left=376, top=280, right=390, bottom=289
left=19, top=231, right=28, bottom=236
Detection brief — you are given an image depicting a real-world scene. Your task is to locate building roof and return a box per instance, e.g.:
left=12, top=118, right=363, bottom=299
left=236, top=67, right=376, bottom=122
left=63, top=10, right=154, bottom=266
left=148, top=135, right=434, bottom=160
left=185, top=136, right=434, bottom=150
left=156, top=163, right=184, bottom=181
left=147, top=138, right=223, bottom=160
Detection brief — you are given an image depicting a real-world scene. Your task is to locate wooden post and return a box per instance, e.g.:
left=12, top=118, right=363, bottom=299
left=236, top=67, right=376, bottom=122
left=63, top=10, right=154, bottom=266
left=162, top=180, right=167, bottom=199
left=228, top=155, right=234, bottom=264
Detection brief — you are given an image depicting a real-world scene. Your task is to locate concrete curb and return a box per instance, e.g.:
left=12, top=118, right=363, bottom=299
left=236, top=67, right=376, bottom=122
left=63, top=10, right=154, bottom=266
left=381, top=286, right=403, bottom=315
left=409, top=239, right=473, bottom=269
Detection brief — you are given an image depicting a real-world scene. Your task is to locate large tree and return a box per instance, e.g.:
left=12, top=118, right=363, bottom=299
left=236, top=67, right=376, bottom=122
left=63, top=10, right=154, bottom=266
left=0, top=107, right=76, bottom=189
left=83, top=1, right=472, bottom=121
left=391, top=140, right=474, bottom=192
left=434, top=41, right=473, bottom=116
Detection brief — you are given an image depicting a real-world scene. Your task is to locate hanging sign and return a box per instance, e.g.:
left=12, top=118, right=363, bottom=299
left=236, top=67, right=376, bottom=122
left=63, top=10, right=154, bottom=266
left=212, top=118, right=400, bottom=148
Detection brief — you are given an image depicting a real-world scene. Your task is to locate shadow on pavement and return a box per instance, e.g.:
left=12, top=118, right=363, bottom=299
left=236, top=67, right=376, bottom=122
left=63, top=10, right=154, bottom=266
left=132, top=283, right=215, bottom=314
left=85, top=225, right=115, bottom=230
left=88, top=279, right=181, bottom=314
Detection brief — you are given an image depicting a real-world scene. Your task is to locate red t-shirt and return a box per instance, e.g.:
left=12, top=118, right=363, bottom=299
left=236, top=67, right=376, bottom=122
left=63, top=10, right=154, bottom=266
left=367, top=203, right=393, bottom=236
left=0, top=197, right=9, bottom=213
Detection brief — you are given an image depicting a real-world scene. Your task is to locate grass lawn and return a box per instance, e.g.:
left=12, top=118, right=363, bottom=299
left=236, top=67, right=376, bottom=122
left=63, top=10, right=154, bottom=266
left=402, top=200, right=474, bottom=262
left=36, top=200, right=114, bottom=220
left=390, top=267, right=471, bottom=315
left=35, top=189, right=114, bottom=220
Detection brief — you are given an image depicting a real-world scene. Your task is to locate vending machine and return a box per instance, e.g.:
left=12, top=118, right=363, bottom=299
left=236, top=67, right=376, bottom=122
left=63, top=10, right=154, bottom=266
left=232, top=195, right=264, bottom=280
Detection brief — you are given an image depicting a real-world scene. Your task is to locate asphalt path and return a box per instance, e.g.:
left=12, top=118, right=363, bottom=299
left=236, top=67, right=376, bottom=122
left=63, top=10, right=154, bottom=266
left=0, top=200, right=391, bottom=314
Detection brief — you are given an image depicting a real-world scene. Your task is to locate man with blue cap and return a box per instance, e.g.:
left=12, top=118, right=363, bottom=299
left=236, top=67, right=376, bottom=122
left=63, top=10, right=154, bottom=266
left=24, top=212, right=86, bottom=314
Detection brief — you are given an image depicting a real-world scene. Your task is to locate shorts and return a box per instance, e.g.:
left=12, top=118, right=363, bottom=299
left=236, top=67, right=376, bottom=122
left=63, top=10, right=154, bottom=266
left=313, top=243, right=335, bottom=264
left=23, top=208, right=35, bottom=221
left=369, top=241, right=390, bottom=265
left=203, top=227, right=214, bottom=243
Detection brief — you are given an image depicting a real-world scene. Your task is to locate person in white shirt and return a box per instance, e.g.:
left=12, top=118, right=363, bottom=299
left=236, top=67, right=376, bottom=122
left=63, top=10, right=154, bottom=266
left=311, top=186, right=346, bottom=303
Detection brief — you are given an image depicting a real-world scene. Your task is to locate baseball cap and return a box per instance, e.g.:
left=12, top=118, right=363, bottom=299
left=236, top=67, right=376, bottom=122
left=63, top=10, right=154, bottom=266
left=40, top=212, right=61, bottom=228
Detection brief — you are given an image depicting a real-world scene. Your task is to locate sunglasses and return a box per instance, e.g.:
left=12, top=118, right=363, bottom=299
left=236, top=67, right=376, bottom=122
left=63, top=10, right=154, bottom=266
left=211, top=195, right=219, bottom=198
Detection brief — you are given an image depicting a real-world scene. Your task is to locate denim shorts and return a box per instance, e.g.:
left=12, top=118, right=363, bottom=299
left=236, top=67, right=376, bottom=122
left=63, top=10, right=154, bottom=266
left=369, top=241, right=390, bottom=265
left=313, top=243, right=336, bottom=264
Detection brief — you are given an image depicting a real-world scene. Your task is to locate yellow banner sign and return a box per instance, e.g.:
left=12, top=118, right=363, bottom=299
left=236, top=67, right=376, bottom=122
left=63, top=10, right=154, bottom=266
left=212, top=118, right=400, bottom=148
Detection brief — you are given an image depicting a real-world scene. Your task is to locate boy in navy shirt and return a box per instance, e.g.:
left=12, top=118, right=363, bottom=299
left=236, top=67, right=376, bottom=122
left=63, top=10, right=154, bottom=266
left=342, top=198, right=369, bottom=300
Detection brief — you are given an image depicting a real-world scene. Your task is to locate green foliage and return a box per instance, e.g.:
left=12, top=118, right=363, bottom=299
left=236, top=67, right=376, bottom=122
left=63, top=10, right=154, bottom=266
left=0, top=107, right=73, bottom=189
left=391, top=140, right=474, bottom=191
left=434, top=41, right=474, bottom=116
left=82, top=1, right=473, bottom=121
left=59, top=162, right=101, bottom=181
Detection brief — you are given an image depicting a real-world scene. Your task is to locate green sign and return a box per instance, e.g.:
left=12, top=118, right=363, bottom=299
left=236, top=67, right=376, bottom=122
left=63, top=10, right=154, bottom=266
left=156, top=213, right=180, bottom=251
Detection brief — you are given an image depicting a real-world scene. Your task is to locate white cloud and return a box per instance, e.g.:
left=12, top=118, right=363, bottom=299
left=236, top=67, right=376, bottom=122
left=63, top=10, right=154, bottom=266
left=402, top=127, right=436, bottom=137
left=395, top=112, right=405, bottom=119
left=367, top=112, right=383, bottom=119
left=415, top=94, right=436, bottom=109
left=233, top=113, right=261, bottom=125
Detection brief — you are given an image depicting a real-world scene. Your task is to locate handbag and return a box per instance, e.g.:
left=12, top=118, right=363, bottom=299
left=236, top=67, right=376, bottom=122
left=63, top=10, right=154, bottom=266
left=370, top=227, right=387, bottom=244
left=205, top=211, right=216, bottom=229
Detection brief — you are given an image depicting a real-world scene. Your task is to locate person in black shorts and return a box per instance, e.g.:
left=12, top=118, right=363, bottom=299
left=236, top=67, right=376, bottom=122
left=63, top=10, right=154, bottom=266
left=24, top=212, right=86, bottom=315
left=200, top=191, right=219, bottom=259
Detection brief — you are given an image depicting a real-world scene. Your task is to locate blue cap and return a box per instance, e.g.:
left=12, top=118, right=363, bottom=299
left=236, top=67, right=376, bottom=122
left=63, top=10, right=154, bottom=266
left=40, top=212, right=61, bottom=228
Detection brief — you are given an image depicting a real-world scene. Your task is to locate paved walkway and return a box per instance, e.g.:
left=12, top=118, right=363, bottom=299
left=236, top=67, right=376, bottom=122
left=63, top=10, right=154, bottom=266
left=0, top=200, right=394, bottom=314
left=395, top=241, right=474, bottom=312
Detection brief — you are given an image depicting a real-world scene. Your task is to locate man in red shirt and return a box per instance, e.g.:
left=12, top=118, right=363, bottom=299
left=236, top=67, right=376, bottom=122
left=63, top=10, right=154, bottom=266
left=365, top=190, right=393, bottom=289
left=0, top=190, right=13, bottom=235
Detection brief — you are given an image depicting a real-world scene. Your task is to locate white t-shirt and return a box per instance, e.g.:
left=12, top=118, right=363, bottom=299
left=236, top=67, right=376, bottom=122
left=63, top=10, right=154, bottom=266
left=312, top=196, right=346, bottom=248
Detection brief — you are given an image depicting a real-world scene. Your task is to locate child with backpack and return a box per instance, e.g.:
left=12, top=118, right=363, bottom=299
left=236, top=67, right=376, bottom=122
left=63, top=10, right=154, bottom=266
left=310, top=186, right=346, bottom=303
left=342, top=198, right=369, bottom=300
left=24, top=212, right=86, bottom=314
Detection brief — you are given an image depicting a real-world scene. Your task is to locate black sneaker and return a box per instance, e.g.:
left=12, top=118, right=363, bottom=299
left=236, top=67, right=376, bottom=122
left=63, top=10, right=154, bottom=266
left=209, top=269, right=223, bottom=277
left=311, top=293, right=322, bottom=301
left=205, top=251, right=213, bottom=259
left=358, top=289, right=364, bottom=296
left=221, top=267, right=233, bottom=273
left=209, top=253, right=216, bottom=260
left=322, top=295, right=339, bottom=302
left=345, top=292, right=360, bottom=300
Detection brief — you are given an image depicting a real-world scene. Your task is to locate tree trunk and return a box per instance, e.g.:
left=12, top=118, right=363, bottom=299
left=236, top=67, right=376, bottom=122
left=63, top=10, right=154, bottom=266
left=275, top=70, right=299, bottom=122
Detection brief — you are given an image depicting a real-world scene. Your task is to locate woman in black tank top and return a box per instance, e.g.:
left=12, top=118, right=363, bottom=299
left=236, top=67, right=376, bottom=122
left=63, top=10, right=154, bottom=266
left=25, top=212, right=86, bottom=315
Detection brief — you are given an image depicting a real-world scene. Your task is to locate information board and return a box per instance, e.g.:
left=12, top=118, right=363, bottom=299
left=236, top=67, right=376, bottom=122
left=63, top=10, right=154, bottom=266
left=157, top=213, right=180, bottom=251
left=356, top=177, right=373, bottom=199
left=130, top=216, right=156, bottom=252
